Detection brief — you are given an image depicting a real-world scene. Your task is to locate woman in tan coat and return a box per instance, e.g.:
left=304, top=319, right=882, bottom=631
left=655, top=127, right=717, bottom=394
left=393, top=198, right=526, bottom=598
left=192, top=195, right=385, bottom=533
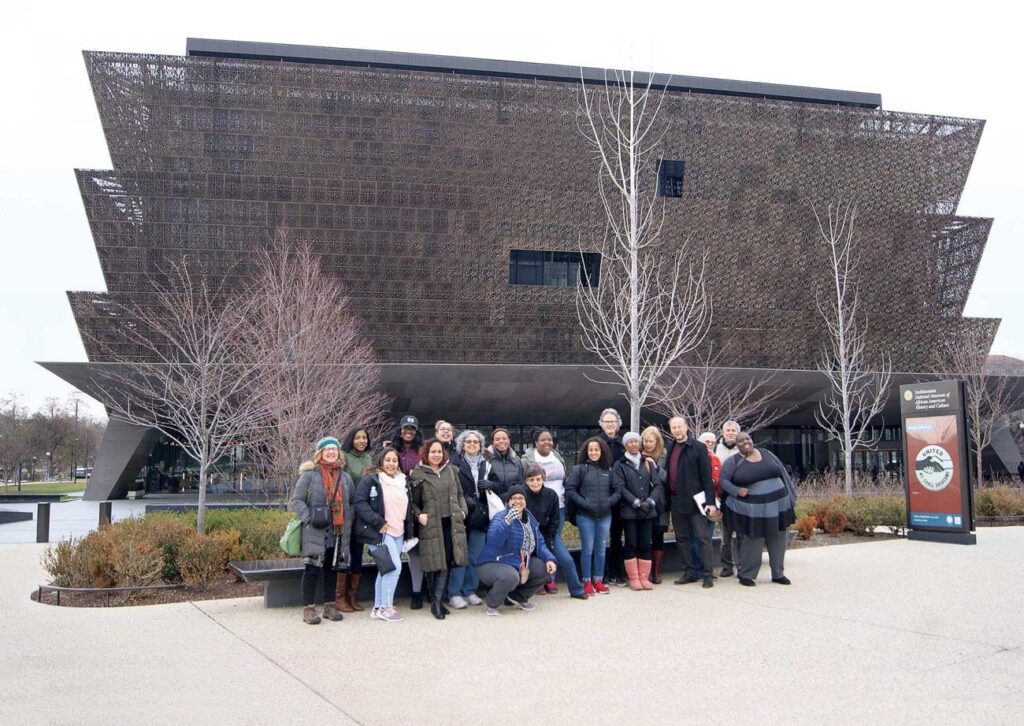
left=409, top=437, right=469, bottom=620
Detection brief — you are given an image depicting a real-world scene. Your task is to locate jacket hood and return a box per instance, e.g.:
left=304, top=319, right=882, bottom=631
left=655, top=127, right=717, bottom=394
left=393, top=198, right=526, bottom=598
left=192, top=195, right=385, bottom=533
left=487, top=445, right=519, bottom=462
left=299, top=460, right=316, bottom=473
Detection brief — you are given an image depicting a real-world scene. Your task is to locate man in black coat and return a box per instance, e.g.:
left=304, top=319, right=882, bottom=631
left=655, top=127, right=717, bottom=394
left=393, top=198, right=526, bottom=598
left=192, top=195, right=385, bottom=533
left=664, top=415, right=717, bottom=588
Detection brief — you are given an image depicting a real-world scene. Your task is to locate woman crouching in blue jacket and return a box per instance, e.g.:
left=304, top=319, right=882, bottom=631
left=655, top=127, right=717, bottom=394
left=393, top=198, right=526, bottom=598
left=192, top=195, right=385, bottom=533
left=476, top=486, right=557, bottom=616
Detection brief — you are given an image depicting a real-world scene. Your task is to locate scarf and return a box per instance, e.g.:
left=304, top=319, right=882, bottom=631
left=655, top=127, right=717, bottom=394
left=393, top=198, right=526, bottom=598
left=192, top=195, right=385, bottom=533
left=319, top=461, right=345, bottom=528
left=625, top=451, right=642, bottom=469
left=463, top=453, right=484, bottom=485
left=378, top=470, right=407, bottom=492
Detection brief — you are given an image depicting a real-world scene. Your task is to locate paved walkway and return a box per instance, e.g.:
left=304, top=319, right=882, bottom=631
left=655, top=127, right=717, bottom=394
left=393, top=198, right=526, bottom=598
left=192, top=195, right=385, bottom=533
left=2, top=529, right=1022, bottom=725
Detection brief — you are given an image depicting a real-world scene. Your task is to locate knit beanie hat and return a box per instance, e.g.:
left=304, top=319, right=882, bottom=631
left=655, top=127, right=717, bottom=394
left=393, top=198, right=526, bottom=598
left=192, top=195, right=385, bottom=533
left=316, top=437, right=341, bottom=452
left=622, top=432, right=642, bottom=446
left=506, top=485, right=528, bottom=501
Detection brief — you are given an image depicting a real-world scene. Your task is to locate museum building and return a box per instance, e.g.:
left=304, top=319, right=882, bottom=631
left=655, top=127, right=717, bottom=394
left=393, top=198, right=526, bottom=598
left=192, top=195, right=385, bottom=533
left=39, top=38, right=1003, bottom=499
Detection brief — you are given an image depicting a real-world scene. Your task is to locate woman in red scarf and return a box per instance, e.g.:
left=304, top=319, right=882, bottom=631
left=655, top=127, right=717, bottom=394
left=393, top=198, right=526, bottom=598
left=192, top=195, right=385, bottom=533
left=290, top=436, right=355, bottom=625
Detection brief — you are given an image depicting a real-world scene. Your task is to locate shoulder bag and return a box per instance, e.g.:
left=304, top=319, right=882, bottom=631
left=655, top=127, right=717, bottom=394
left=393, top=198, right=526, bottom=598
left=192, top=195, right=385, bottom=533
left=368, top=535, right=397, bottom=574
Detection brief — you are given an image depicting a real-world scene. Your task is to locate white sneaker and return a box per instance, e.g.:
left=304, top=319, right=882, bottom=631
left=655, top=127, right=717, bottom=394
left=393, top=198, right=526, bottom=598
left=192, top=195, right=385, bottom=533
left=485, top=607, right=501, bottom=617
left=379, top=607, right=404, bottom=622
left=449, top=595, right=468, bottom=609
left=369, top=607, right=380, bottom=620
left=466, top=593, right=483, bottom=606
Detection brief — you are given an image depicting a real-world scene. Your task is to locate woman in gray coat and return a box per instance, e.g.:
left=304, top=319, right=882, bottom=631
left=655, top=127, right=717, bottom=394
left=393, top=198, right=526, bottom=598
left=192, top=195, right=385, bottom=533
left=289, top=436, right=354, bottom=625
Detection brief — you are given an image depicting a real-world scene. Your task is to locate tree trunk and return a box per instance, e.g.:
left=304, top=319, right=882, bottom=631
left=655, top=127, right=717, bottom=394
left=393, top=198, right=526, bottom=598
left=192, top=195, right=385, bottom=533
left=197, top=460, right=208, bottom=534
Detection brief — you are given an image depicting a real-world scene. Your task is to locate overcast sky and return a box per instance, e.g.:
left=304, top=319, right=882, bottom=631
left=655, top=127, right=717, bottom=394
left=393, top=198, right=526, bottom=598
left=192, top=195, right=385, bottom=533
left=2, top=0, right=1020, bottom=418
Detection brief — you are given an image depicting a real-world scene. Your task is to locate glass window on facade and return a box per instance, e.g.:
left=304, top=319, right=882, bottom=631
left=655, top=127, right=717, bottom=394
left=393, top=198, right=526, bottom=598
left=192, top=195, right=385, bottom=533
left=508, top=250, right=601, bottom=287
left=657, top=159, right=685, bottom=198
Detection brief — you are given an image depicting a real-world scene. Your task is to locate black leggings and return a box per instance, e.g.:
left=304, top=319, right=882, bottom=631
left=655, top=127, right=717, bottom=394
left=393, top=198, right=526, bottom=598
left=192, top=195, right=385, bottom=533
left=652, top=524, right=666, bottom=552
left=349, top=535, right=364, bottom=575
left=301, top=546, right=338, bottom=606
left=623, top=518, right=654, bottom=560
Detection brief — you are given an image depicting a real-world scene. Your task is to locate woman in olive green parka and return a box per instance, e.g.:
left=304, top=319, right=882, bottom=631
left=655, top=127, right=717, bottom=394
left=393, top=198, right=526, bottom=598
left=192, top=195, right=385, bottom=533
left=409, top=437, right=468, bottom=620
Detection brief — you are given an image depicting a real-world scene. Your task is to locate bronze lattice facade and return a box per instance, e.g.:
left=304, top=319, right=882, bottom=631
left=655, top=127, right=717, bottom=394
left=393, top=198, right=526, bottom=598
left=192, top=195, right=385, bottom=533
left=65, top=38, right=995, bottom=373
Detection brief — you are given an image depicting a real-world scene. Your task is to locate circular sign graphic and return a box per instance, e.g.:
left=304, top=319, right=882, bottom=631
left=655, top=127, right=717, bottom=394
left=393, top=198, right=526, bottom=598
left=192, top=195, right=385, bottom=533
left=915, top=445, right=954, bottom=491
left=904, top=390, right=914, bottom=401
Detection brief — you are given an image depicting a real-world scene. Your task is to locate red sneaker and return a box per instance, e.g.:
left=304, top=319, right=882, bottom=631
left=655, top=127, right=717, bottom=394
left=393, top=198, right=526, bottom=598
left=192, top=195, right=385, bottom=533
left=543, top=581, right=558, bottom=595
left=583, top=579, right=596, bottom=596
left=593, top=579, right=610, bottom=594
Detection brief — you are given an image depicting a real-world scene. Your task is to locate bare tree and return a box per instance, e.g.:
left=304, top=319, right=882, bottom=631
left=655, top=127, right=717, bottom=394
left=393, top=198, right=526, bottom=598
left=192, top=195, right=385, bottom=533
left=813, top=200, right=893, bottom=495
left=575, top=69, right=712, bottom=432
left=90, top=258, right=267, bottom=533
left=935, top=325, right=1021, bottom=482
left=243, top=229, right=390, bottom=488
left=0, top=393, right=28, bottom=491
left=652, top=341, right=793, bottom=435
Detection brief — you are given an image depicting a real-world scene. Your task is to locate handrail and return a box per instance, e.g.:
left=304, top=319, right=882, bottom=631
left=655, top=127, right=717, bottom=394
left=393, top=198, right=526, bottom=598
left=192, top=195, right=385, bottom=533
left=36, top=582, right=185, bottom=607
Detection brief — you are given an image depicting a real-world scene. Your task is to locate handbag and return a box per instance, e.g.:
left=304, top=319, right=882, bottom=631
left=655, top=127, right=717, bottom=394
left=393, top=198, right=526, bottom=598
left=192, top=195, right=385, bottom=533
left=310, top=472, right=342, bottom=528
left=280, top=518, right=302, bottom=556
left=486, top=489, right=504, bottom=521
left=368, top=536, right=397, bottom=574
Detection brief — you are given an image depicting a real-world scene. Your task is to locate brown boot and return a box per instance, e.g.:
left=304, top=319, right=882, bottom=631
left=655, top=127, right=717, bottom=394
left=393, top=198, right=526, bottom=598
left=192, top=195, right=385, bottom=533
left=624, top=558, right=643, bottom=590
left=346, top=573, right=364, bottom=612
left=637, top=559, right=654, bottom=590
left=335, top=577, right=354, bottom=614
left=303, top=606, right=321, bottom=625
left=650, top=550, right=663, bottom=584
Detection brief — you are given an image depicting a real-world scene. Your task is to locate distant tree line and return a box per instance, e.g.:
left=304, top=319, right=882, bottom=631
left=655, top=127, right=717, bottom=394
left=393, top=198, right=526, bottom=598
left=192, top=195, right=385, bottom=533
left=0, top=392, right=106, bottom=486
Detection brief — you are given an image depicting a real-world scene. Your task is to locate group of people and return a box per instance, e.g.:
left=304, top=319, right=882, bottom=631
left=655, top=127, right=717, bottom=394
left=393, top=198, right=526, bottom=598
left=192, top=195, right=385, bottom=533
left=289, top=410, right=798, bottom=625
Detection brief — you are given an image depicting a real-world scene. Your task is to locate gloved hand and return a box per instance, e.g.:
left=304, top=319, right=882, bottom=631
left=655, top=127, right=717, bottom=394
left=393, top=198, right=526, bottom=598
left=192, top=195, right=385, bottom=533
left=504, top=508, right=518, bottom=524
left=645, top=498, right=657, bottom=512
left=632, top=497, right=643, bottom=510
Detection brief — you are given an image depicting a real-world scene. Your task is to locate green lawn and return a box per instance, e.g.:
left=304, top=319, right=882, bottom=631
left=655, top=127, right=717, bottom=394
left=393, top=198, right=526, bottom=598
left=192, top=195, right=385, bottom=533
left=1, top=480, right=87, bottom=495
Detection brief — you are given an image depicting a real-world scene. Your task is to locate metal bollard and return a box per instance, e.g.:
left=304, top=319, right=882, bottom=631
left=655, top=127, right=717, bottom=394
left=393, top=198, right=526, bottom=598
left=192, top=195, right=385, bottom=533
left=99, top=501, right=112, bottom=528
left=36, top=502, right=50, bottom=543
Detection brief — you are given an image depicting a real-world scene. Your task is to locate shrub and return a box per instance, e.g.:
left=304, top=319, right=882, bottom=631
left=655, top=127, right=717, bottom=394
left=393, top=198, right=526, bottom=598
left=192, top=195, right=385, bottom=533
left=118, top=514, right=196, bottom=582
left=793, top=515, right=817, bottom=540
left=984, top=486, right=1024, bottom=517
left=72, top=528, right=118, bottom=588
left=794, top=498, right=817, bottom=521
left=873, top=495, right=907, bottom=535
left=41, top=537, right=79, bottom=587
left=206, top=509, right=291, bottom=559
left=821, top=508, right=847, bottom=535
left=177, top=533, right=231, bottom=588
left=111, top=537, right=165, bottom=591
left=843, top=498, right=882, bottom=537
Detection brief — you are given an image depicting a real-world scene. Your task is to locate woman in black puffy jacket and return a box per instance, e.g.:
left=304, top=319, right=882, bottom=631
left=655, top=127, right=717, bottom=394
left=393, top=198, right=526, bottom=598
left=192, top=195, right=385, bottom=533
left=611, top=432, right=663, bottom=591
left=564, top=437, right=619, bottom=595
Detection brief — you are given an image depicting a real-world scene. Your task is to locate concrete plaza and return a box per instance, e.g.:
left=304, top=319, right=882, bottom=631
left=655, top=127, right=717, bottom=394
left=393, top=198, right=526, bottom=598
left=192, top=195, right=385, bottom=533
left=1, top=528, right=1022, bottom=725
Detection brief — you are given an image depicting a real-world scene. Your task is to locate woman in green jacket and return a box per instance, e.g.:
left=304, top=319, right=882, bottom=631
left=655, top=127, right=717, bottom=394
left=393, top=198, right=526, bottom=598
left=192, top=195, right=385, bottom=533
left=409, top=437, right=469, bottom=620
left=336, top=425, right=374, bottom=613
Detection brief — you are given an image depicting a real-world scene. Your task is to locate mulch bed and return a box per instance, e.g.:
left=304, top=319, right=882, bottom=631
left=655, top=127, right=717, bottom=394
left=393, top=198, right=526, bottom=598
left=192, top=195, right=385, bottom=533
left=788, top=531, right=901, bottom=549
left=31, top=571, right=263, bottom=608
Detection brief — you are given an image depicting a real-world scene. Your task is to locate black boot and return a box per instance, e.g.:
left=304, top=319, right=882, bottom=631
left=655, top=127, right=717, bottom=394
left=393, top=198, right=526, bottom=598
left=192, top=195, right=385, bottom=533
left=410, top=591, right=423, bottom=610
left=426, top=572, right=445, bottom=620
left=436, top=570, right=451, bottom=615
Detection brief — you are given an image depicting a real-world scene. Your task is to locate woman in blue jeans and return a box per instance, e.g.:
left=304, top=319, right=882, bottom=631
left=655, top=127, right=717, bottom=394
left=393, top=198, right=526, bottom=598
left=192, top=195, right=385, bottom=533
left=565, top=437, right=619, bottom=595
left=353, top=448, right=414, bottom=623
left=447, top=429, right=494, bottom=608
